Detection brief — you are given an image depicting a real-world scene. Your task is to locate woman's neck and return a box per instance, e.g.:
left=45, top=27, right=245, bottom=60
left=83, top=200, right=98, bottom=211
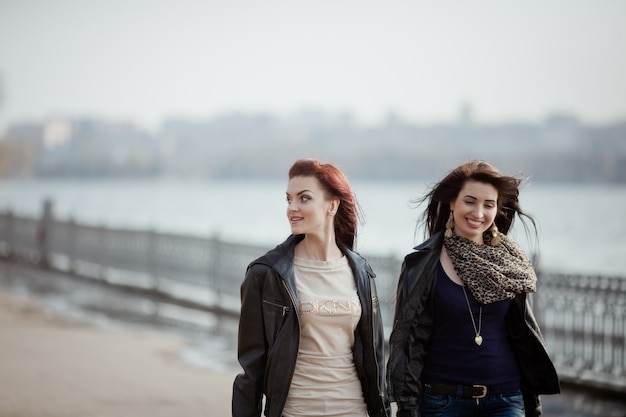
left=295, top=233, right=343, bottom=261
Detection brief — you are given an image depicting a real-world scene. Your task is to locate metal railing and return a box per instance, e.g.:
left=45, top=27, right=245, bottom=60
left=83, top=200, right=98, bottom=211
left=534, top=273, right=626, bottom=392
left=0, top=201, right=624, bottom=393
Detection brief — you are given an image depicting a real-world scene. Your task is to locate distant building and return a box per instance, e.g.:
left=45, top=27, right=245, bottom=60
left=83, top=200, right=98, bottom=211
left=43, top=119, right=72, bottom=149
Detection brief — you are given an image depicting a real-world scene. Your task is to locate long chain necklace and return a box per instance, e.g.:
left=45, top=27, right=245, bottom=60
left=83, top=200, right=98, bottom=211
left=462, top=286, right=483, bottom=346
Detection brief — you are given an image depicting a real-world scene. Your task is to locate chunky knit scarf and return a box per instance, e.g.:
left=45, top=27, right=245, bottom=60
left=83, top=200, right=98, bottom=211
left=444, top=232, right=537, bottom=304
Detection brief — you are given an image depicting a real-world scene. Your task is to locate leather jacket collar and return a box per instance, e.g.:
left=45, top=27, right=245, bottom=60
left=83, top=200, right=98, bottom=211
left=251, top=234, right=376, bottom=308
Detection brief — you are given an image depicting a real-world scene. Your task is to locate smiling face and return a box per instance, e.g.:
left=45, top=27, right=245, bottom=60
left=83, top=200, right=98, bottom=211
left=449, top=180, right=498, bottom=244
left=286, top=175, right=338, bottom=237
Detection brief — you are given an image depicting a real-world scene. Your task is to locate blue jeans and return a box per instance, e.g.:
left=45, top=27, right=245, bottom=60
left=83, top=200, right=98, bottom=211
left=419, top=386, right=525, bottom=417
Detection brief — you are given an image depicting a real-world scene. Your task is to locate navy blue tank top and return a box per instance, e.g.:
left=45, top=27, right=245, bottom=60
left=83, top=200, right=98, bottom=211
left=420, top=262, right=521, bottom=391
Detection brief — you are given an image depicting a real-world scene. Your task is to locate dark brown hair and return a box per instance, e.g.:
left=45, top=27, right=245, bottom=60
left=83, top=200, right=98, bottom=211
left=418, top=160, right=536, bottom=241
left=288, top=159, right=361, bottom=250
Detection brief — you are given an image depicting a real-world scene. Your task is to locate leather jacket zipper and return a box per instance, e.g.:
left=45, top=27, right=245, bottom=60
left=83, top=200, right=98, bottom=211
left=368, top=274, right=386, bottom=415
left=262, top=299, right=290, bottom=316
left=275, top=279, right=300, bottom=415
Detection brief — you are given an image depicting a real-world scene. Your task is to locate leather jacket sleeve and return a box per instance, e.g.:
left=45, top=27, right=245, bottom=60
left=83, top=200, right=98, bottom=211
left=507, top=293, right=559, bottom=417
left=232, top=265, right=267, bottom=417
left=388, top=255, right=435, bottom=416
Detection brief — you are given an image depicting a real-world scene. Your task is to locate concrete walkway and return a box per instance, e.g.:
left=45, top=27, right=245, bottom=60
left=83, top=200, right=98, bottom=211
left=0, top=287, right=236, bottom=417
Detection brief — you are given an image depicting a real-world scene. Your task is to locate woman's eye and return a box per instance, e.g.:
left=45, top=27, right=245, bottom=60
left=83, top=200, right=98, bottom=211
left=300, top=195, right=310, bottom=202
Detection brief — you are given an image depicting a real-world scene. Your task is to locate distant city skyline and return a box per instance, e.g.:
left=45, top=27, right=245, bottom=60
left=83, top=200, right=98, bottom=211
left=1, top=0, right=625, bottom=133
left=3, top=112, right=624, bottom=183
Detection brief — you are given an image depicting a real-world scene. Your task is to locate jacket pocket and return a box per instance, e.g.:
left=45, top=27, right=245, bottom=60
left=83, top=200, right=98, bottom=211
left=263, top=298, right=290, bottom=315
left=262, top=298, right=290, bottom=344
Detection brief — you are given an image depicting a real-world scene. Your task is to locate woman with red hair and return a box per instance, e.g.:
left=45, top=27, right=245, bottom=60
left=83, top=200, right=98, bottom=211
left=233, top=159, right=389, bottom=417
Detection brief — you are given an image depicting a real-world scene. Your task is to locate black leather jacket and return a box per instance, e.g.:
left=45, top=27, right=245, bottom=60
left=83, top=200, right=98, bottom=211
left=232, top=234, right=389, bottom=417
left=386, top=231, right=560, bottom=417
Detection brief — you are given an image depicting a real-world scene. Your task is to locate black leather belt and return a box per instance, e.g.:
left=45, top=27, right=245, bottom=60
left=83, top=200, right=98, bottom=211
left=425, top=383, right=489, bottom=399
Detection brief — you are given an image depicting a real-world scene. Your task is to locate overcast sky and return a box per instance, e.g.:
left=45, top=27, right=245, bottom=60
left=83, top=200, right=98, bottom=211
left=1, top=0, right=625, bottom=132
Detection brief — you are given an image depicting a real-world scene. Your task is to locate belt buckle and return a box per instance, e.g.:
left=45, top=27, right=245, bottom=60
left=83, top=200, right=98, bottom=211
left=472, top=385, right=487, bottom=399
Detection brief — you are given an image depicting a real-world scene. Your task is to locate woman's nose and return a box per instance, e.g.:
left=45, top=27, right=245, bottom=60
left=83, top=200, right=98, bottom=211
left=472, top=206, right=484, bottom=218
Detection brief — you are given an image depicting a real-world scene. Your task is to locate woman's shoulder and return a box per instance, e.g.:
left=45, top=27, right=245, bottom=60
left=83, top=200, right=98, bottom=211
left=250, top=235, right=299, bottom=264
left=404, top=231, right=444, bottom=263
left=346, top=249, right=376, bottom=278
left=246, top=235, right=301, bottom=280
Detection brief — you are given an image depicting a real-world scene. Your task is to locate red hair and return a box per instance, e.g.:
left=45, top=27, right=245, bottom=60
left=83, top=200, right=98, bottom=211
left=288, top=159, right=361, bottom=250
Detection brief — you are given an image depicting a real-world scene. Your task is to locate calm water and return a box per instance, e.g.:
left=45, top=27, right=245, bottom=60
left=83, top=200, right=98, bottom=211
left=1, top=177, right=625, bottom=276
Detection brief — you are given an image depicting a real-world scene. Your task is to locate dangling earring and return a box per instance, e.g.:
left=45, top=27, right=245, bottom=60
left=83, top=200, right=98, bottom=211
left=490, top=223, right=501, bottom=246
left=444, top=211, right=454, bottom=238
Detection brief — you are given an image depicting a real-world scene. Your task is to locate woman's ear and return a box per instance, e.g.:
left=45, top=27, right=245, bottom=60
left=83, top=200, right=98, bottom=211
left=328, top=198, right=340, bottom=215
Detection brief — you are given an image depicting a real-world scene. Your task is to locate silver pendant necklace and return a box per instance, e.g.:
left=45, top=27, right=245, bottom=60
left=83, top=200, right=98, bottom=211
left=462, top=286, right=483, bottom=346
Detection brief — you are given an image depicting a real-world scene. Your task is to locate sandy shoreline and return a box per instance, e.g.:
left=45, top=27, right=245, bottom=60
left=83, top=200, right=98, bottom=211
left=0, top=288, right=237, bottom=417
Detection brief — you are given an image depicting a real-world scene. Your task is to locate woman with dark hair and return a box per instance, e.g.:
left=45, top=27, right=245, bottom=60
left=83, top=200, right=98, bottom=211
left=233, top=159, right=389, bottom=417
left=386, top=161, right=559, bottom=417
